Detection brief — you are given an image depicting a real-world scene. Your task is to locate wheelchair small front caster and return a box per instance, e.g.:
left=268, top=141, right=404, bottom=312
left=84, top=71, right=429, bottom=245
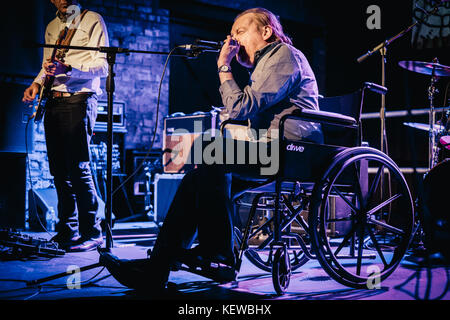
left=272, top=246, right=291, bottom=295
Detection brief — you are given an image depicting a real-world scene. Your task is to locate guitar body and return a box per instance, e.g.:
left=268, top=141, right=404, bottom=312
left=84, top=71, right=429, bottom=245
left=34, top=75, right=55, bottom=123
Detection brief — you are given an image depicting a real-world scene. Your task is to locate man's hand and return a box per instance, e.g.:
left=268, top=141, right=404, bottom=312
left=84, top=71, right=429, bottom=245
left=22, top=82, right=41, bottom=103
left=44, top=58, right=71, bottom=77
left=217, top=35, right=240, bottom=68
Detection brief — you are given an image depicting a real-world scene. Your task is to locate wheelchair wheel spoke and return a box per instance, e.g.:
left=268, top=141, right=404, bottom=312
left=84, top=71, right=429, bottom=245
left=367, top=227, right=389, bottom=268
left=367, top=164, right=384, bottom=204
left=366, top=193, right=402, bottom=216
left=353, top=164, right=365, bottom=208
left=367, top=217, right=406, bottom=236
left=332, top=186, right=359, bottom=214
left=356, top=225, right=365, bottom=276
left=334, top=222, right=358, bottom=256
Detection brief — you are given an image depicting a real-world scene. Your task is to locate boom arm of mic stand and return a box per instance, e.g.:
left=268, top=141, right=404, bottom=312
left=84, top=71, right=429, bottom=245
left=356, top=3, right=441, bottom=64
left=34, top=43, right=189, bottom=57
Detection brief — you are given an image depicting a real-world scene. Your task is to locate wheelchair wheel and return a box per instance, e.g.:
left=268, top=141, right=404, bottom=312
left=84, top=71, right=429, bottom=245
left=272, top=246, right=291, bottom=295
left=310, top=147, right=414, bottom=288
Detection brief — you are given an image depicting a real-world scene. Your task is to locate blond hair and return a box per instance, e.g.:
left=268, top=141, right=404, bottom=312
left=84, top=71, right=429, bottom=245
left=235, top=8, right=292, bottom=45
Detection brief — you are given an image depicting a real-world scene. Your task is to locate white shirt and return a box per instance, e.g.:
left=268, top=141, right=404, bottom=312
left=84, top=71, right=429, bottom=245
left=34, top=9, right=109, bottom=96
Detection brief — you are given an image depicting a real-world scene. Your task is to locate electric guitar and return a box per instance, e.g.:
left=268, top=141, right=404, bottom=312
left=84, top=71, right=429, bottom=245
left=33, top=28, right=68, bottom=123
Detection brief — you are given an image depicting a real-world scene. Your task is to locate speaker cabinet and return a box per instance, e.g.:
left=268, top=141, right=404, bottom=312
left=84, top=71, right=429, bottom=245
left=0, top=152, right=26, bottom=229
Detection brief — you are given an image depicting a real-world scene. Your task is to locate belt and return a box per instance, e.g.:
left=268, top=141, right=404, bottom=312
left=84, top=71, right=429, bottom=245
left=51, top=91, right=91, bottom=98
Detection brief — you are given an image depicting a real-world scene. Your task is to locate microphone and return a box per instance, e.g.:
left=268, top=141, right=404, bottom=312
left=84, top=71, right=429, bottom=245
left=177, top=39, right=224, bottom=52
left=195, top=39, right=224, bottom=49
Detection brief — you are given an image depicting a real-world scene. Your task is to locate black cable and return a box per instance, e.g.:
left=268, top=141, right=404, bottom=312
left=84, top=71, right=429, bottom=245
left=111, top=47, right=178, bottom=196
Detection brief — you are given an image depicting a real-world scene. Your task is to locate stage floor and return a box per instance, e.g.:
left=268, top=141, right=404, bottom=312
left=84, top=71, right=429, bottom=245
left=1, top=222, right=449, bottom=302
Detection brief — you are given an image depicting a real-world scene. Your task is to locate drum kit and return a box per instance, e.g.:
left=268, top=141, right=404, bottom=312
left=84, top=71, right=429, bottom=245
left=399, top=59, right=450, bottom=169
left=399, top=58, right=450, bottom=257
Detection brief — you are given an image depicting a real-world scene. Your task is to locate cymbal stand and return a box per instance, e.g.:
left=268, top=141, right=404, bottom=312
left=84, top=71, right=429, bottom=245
left=356, top=1, right=444, bottom=206
left=428, top=58, right=439, bottom=170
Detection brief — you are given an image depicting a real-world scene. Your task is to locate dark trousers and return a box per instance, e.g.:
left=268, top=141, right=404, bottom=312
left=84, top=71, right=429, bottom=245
left=150, top=137, right=279, bottom=264
left=44, top=93, right=101, bottom=239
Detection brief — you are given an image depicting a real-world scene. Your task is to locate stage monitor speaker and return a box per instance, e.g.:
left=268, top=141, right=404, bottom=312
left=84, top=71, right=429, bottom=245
left=0, top=152, right=26, bottom=229
left=0, top=82, right=35, bottom=153
left=28, top=187, right=115, bottom=232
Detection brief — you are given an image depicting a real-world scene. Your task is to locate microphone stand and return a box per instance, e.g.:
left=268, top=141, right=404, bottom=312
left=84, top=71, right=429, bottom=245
left=357, top=1, right=442, bottom=153
left=356, top=1, right=443, bottom=205
left=27, top=44, right=189, bottom=287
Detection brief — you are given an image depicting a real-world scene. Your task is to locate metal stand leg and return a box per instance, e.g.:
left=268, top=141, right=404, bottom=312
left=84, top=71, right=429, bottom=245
left=26, top=262, right=103, bottom=287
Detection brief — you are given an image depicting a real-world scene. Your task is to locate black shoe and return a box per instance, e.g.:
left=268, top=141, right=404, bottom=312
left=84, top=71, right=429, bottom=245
left=98, top=249, right=169, bottom=292
left=50, top=232, right=81, bottom=250
left=68, top=236, right=103, bottom=252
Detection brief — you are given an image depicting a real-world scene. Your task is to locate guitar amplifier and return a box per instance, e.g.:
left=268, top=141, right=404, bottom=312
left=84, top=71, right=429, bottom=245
left=163, top=111, right=219, bottom=173
left=94, top=100, right=127, bottom=133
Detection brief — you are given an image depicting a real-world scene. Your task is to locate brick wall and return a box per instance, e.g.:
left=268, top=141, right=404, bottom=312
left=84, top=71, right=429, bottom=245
left=96, top=0, right=170, bottom=150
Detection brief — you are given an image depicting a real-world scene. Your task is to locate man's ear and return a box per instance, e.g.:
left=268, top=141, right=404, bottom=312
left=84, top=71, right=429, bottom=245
left=261, top=25, right=273, bottom=41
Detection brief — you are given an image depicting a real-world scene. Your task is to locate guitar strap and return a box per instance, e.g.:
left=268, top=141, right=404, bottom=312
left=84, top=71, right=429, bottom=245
left=55, top=9, right=89, bottom=62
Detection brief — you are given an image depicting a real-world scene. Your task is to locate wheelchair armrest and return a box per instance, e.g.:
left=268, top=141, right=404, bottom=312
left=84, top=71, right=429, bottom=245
left=288, top=108, right=357, bottom=126
left=363, top=82, right=387, bottom=95
left=279, top=108, right=358, bottom=142
left=220, top=119, right=249, bottom=135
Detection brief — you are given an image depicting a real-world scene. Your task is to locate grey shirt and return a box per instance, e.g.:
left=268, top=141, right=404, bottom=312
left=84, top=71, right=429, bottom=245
left=219, top=41, right=322, bottom=142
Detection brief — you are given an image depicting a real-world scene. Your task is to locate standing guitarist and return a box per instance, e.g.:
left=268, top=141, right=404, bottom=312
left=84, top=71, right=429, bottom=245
left=22, top=0, right=109, bottom=252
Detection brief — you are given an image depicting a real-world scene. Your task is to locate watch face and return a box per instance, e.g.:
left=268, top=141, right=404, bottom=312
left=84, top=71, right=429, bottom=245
left=219, top=65, right=231, bottom=72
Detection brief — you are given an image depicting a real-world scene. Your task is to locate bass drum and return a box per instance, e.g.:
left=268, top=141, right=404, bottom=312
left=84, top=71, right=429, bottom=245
left=421, top=159, right=450, bottom=257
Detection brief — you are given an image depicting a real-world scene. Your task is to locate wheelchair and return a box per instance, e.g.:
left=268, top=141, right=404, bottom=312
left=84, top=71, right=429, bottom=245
left=214, top=82, right=415, bottom=295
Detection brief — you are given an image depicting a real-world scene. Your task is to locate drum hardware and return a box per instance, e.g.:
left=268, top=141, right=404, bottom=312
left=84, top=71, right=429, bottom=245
left=357, top=1, right=445, bottom=208
left=403, top=121, right=448, bottom=165
left=399, top=58, right=450, bottom=170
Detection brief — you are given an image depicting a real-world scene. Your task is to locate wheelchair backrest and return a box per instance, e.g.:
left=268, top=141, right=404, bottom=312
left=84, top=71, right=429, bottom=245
left=280, top=90, right=363, bottom=183
left=318, top=90, right=362, bottom=147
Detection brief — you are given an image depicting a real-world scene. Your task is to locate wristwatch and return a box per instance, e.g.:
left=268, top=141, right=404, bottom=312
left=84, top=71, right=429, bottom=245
left=218, top=65, right=231, bottom=73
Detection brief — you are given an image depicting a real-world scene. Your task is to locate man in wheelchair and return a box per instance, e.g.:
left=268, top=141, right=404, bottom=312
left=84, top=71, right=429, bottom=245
left=100, top=7, right=323, bottom=292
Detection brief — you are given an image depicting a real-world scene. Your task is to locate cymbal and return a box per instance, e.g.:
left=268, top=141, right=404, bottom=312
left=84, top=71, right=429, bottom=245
left=403, top=122, right=445, bottom=132
left=399, top=60, right=450, bottom=77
